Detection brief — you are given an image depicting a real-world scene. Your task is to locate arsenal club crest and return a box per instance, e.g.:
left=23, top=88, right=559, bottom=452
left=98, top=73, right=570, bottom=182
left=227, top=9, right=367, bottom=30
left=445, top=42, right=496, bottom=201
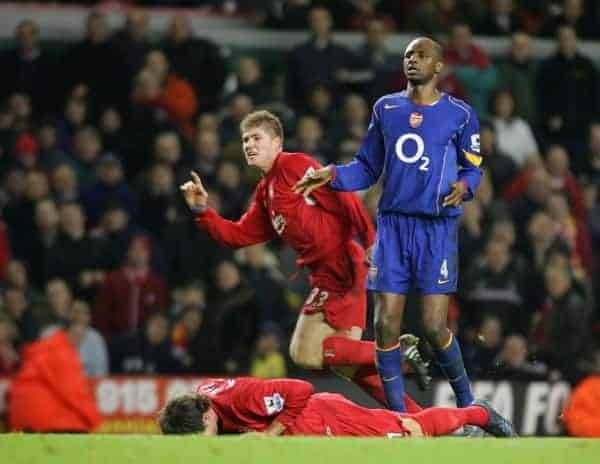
left=409, top=112, right=423, bottom=128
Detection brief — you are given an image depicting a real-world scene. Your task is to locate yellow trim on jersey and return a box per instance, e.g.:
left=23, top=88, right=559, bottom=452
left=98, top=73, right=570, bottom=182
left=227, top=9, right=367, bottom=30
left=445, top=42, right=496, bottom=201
left=463, top=151, right=483, bottom=167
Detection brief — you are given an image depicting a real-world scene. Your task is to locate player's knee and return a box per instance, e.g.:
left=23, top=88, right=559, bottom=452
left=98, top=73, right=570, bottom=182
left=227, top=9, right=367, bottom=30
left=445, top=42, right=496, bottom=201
left=289, top=342, right=322, bottom=369
left=423, top=324, right=447, bottom=346
left=374, top=315, right=401, bottom=346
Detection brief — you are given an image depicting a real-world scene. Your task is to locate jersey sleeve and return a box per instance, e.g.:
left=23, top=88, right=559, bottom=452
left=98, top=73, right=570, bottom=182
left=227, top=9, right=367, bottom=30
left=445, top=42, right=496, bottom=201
left=330, top=103, right=386, bottom=192
left=455, top=106, right=483, bottom=201
left=195, top=188, right=277, bottom=248
left=232, top=378, right=314, bottom=429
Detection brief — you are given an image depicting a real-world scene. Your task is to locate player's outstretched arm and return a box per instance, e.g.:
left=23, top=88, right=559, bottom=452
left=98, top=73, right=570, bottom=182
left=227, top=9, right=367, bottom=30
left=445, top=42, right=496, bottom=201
left=293, top=165, right=333, bottom=196
left=180, top=171, right=208, bottom=210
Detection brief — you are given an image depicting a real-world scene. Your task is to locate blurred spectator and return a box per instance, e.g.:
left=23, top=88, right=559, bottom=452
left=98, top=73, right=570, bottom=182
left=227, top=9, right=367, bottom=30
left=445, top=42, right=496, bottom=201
left=285, top=6, right=355, bottom=110
left=531, top=265, right=590, bottom=381
left=476, top=0, right=524, bottom=35
left=133, top=49, right=198, bottom=139
left=491, top=89, right=539, bottom=168
left=353, top=18, right=401, bottom=105
left=238, top=243, right=289, bottom=327
left=40, top=278, right=73, bottom=333
left=56, top=96, right=88, bottom=153
left=94, top=234, right=169, bottom=338
left=461, top=236, right=529, bottom=333
left=3, top=260, right=37, bottom=303
left=0, top=312, right=19, bottom=374
left=179, top=129, right=223, bottom=190
left=458, top=200, right=485, bottom=271
left=0, top=218, right=10, bottom=281
left=8, top=324, right=101, bottom=432
left=545, top=145, right=586, bottom=222
left=577, top=122, right=600, bottom=180
left=226, top=55, right=273, bottom=106
left=4, top=170, right=49, bottom=260
left=163, top=14, right=226, bottom=112
left=62, top=11, right=122, bottom=117
left=250, top=322, right=287, bottom=378
left=539, top=0, right=599, bottom=39
left=289, top=116, right=333, bottom=165
left=110, top=9, right=152, bottom=109
left=536, top=25, right=598, bottom=143
left=331, top=93, right=369, bottom=150
left=27, top=199, right=60, bottom=287
left=70, top=126, right=103, bottom=189
left=99, top=107, right=126, bottom=157
left=51, top=163, right=80, bottom=204
left=302, top=84, right=337, bottom=134
left=219, top=93, right=254, bottom=145
left=510, top=167, right=550, bottom=239
left=545, top=192, right=593, bottom=277
left=216, top=161, right=250, bottom=219
left=44, top=202, right=102, bottom=292
left=3, top=286, right=39, bottom=343
left=109, top=311, right=186, bottom=374
left=71, top=299, right=109, bottom=376
left=408, top=0, right=468, bottom=36
left=81, top=152, right=138, bottom=227
left=496, top=32, right=538, bottom=123
left=37, top=120, right=71, bottom=173
left=479, top=122, right=517, bottom=194
left=463, top=315, right=504, bottom=378
left=213, top=259, right=261, bottom=373
left=443, top=23, right=498, bottom=118
left=494, top=334, right=548, bottom=380
left=138, top=162, right=179, bottom=239
left=0, top=19, right=58, bottom=115
left=153, top=131, right=184, bottom=168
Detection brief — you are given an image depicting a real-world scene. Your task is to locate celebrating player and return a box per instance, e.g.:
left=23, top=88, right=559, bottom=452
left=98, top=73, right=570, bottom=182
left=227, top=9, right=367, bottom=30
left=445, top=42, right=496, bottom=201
left=158, top=377, right=517, bottom=438
left=295, top=37, right=483, bottom=415
left=179, top=110, right=429, bottom=411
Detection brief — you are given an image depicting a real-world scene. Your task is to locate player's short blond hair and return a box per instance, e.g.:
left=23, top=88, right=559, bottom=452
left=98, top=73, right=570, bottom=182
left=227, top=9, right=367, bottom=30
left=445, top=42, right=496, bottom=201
left=240, top=110, right=284, bottom=143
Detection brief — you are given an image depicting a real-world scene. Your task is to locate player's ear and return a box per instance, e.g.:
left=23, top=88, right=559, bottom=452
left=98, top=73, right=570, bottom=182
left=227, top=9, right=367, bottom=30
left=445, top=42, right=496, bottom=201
left=435, top=61, right=444, bottom=75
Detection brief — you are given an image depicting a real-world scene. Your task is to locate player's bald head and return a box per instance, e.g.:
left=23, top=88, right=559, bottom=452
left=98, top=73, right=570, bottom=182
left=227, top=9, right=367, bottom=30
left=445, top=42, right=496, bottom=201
left=406, top=37, right=443, bottom=63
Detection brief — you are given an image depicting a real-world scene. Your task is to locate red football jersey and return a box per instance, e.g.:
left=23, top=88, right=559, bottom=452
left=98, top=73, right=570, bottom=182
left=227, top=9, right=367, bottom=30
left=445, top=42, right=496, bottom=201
left=196, top=377, right=314, bottom=433
left=195, top=377, right=406, bottom=437
left=196, top=152, right=375, bottom=292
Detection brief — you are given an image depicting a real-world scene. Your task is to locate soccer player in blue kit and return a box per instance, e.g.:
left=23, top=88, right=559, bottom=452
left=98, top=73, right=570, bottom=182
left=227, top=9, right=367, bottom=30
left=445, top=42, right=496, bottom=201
left=295, top=37, right=483, bottom=416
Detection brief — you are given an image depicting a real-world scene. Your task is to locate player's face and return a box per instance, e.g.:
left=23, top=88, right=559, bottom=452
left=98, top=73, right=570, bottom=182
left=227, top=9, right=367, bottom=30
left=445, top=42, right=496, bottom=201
left=201, top=408, right=219, bottom=436
left=241, top=126, right=282, bottom=172
left=403, top=40, right=441, bottom=85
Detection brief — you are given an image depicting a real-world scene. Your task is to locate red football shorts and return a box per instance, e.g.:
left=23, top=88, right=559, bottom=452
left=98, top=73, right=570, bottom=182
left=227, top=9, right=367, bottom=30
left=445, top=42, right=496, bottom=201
left=301, top=241, right=367, bottom=330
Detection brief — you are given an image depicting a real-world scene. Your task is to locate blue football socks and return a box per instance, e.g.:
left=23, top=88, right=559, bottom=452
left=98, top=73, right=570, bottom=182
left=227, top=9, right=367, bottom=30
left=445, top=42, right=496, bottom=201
left=435, top=334, right=474, bottom=408
left=376, top=344, right=406, bottom=412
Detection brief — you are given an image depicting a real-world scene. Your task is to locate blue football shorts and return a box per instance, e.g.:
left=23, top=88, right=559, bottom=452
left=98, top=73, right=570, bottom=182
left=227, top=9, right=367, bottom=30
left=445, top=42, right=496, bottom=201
left=367, top=213, right=458, bottom=295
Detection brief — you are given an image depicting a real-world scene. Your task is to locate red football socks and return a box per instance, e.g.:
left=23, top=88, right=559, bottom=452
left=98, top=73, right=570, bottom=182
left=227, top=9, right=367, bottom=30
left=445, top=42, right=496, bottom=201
left=322, top=336, right=375, bottom=366
left=351, top=365, right=423, bottom=413
left=412, top=406, right=489, bottom=436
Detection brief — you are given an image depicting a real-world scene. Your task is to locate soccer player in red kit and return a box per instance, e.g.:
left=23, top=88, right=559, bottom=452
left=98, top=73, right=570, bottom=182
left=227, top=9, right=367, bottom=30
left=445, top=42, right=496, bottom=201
left=158, top=377, right=517, bottom=437
left=179, top=110, right=428, bottom=410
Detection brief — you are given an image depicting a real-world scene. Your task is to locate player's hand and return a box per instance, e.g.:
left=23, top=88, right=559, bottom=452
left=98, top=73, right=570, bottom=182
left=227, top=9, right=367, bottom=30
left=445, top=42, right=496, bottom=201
left=442, top=181, right=467, bottom=208
left=179, top=171, right=208, bottom=209
left=293, top=166, right=333, bottom=196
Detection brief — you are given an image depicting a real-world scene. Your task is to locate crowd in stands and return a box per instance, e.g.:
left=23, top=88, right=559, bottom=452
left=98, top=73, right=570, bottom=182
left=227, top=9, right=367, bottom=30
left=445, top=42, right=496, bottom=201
left=0, top=1, right=599, bottom=387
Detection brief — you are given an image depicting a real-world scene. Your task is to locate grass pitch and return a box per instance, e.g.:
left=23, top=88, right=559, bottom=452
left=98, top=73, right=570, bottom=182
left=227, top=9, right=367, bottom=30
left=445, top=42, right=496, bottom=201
left=1, top=435, right=598, bottom=464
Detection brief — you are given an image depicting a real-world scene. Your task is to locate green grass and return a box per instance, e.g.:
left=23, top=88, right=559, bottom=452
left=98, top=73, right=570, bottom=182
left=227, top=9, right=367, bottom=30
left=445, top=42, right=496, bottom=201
left=1, top=435, right=599, bottom=464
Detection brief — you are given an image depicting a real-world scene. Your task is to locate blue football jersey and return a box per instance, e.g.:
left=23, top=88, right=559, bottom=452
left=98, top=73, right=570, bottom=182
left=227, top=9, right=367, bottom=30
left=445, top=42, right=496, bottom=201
left=331, top=91, right=482, bottom=217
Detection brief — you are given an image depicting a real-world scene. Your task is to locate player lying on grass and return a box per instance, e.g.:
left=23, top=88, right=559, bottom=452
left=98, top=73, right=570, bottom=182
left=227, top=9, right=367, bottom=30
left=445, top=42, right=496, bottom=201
left=180, top=110, right=430, bottom=411
left=158, top=377, right=517, bottom=438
